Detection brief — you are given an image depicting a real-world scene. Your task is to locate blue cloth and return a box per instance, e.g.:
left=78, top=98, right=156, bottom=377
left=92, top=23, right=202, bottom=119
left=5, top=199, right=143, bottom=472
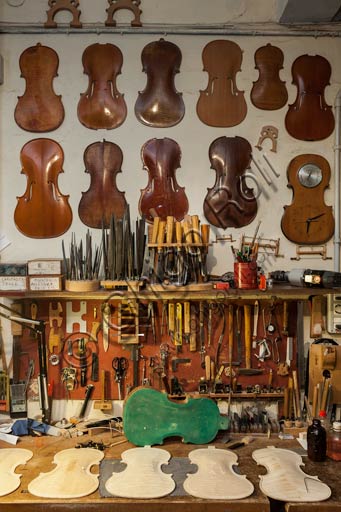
left=12, top=419, right=49, bottom=436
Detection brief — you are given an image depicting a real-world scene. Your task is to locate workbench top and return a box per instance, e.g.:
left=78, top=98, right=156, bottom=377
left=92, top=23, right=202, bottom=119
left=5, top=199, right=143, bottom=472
left=0, top=432, right=339, bottom=512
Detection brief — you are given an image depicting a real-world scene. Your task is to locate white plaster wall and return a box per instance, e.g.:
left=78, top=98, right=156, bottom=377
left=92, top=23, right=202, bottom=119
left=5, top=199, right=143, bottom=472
left=1, top=28, right=341, bottom=276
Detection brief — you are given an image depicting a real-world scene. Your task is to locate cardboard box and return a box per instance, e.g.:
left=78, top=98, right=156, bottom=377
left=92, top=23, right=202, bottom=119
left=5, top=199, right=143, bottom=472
left=0, top=276, right=28, bottom=291
left=27, top=259, right=63, bottom=275
left=28, top=275, right=64, bottom=291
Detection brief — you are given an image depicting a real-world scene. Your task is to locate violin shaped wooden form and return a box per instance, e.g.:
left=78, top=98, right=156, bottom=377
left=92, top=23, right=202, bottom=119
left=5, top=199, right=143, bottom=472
left=78, top=140, right=127, bottom=228
left=123, top=387, right=229, bottom=446
left=203, top=136, right=257, bottom=229
left=184, top=446, right=254, bottom=500
left=252, top=447, right=331, bottom=502
left=77, top=43, right=127, bottom=130
left=138, top=138, right=189, bottom=223
left=251, top=43, right=288, bottom=110
left=28, top=448, right=104, bottom=498
left=0, top=449, right=33, bottom=497
left=14, top=43, right=64, bottom=132
left=281, top=154, right=334, bottom=244
left=105, top=447, right=175, bottom=498
left=14, top=138, right=73, bottom=238
left=197, top=40, right=247, bottom=127
left=135, top=38, right=185, bottom=127
left=285, top=54, right=335, bottom=141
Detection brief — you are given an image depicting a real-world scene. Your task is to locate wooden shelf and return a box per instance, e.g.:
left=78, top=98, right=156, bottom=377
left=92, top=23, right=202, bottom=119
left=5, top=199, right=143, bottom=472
left=0, top=283, right=336, bottom=302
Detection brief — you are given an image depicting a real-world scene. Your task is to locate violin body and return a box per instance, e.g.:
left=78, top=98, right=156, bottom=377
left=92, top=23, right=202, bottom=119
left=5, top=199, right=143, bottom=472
left=252, top=446, right=331, bottom=502
left=197, top=40, right=247, bottom=127
left=28, top=448, right=104, bottom=498
left=135, top=38, right=185, bottom=127
left=281, top=154, right=334, bottom=244
left=285, top=54, right=334, bottom=141
left=138, top=138, right=189, bottom=223
left=14, top=43, right=64, bottom=132
left=123, top=387, right=229, bottom=446
left=184, top=447, right=254, bottom=500
left=78, top=140, right=127, bottom=228
left=0, top=449, right=33, bottom=497
left=105, top=447, right=175, bottom=498
left=14, top=138, right=73, bottom=238
left=251, top=43, right=288, bottom=110
left=77, top=43, right=127, bottom=130
left=203, top=136, right=257, bottom=229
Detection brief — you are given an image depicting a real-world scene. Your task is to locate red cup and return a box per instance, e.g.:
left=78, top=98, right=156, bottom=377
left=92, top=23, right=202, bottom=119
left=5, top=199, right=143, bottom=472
left=234, top=262, right=258, bottom=289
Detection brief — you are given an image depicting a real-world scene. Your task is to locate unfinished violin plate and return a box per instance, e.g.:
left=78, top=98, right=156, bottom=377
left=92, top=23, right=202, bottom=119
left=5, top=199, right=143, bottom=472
left=28, top=448, right=104, bottom=498
left=0, top=448, right=33, bottom=497
left=183, top=446, right=254, bottom=500
left=252, top=446, right=331, bottom=502
left=105, top=446, right=175, bottom=498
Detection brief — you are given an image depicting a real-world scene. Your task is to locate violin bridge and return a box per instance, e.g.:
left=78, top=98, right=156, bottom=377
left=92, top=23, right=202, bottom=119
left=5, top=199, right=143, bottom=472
left=45, top=0, right=82, bottom=29
left=105, top=0, right=142, bottom=27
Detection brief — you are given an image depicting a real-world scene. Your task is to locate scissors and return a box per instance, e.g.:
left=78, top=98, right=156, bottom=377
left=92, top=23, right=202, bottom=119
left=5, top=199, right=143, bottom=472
left=112, top=357, right=128, bottom=399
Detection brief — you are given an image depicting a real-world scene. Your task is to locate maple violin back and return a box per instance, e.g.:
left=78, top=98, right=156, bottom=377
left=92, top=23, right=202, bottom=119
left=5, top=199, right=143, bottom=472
left=197, top=40, right=247, bottom=127
left=28, top=448, right=104, bottom=499
left=14, top=138, right=73, bottom=238
left=135, top=38, right=185, bottom=127
left=184, top=447, right=254, bottom=500
left=77, top=43, right=127, bottom=130
left=203, top=136, right=257, bottom=229
left=253, top=446, right=331, bottom=502
left=281, top=153, right=334, bottom=244
left=78, top=140, right=127, bottom=228
left=251, top=43, right=288, bottom=110
left=14, top=43, right=64, bottom=132
left=285, top=54, right=334, bottom=141
left=138, top=137, right=189, bottom=223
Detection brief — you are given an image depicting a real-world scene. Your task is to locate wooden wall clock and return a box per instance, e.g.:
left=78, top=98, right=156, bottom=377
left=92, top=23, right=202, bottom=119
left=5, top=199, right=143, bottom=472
left=281, top=154, right=334, bottom=244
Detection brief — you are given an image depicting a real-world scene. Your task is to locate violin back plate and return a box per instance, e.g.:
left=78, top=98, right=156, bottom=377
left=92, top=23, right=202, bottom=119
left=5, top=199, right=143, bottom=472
left=14, top=43, right=64, bottom=132
left=28, top=448, right=104, bottom=498
left=184, top=446, right=254, bottom=500
left=285, top=54, right=334, bottom=141
left=123, top=387, right=229, bottom=446
left=0, top=448, right=33, bottom=497
left=252, top=446, right=331, bottom=502
left=251, top=43, right=288, bottom=110
left=105, top=446, right=175, bottom=498
left=135, top=39, right=185, bottom=128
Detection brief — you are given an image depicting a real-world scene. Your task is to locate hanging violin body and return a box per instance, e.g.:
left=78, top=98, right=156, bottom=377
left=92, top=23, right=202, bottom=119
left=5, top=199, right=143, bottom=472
left=135, top=38, right=185, bottom=128
left=14, top=138, right=73, bottom=238
left=123, top=387, right=229, bottom=446
left=14, top=43, right=64, bottom=132
left=197, top=40, right=247, bottom=127
left=78, top=140, right=127, bottom=228
left=251, top=43, right=288, bottom=110
left=281, top=154, right=334, bottom=245
left=285, top=54, right=334, bottom=141
left=138, top=137, right=189, bottom=223
left=77, top=43, right=127, bottom=130
left=203, top=136, right=257, bottom=229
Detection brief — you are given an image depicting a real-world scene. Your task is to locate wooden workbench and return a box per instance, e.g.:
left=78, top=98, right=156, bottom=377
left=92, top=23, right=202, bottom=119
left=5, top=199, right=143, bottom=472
left=0, top=432, right=339, bottom=512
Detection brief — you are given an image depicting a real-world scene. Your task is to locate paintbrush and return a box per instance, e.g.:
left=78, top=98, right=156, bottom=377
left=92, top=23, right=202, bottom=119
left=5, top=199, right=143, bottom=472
left=225, top=435, right=254, bottom=450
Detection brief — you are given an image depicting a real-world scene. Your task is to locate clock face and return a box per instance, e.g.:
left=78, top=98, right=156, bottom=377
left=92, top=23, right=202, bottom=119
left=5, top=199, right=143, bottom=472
left=297, top=163, right=323, bottom=188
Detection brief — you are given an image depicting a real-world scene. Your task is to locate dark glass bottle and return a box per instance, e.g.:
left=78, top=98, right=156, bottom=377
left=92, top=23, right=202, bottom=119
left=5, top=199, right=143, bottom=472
left=307, top=418, right=326, bottom=462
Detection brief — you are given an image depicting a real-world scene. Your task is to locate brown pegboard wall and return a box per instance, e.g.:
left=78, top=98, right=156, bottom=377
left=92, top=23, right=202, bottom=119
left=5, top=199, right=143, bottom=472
left=16, top=298, right=298, bottom=401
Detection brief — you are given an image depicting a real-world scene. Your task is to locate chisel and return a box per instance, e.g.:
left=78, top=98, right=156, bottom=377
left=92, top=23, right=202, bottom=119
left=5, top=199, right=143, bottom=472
left=244, top=305, right=252, bottom=369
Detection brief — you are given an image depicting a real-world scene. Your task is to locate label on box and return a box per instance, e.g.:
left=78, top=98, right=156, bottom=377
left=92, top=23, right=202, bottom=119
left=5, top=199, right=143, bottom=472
left=0, top=276, right=27, bottom=291
left=28, top=259, right=63, bottom=275
left=28, top=276, right=63, bottom=291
